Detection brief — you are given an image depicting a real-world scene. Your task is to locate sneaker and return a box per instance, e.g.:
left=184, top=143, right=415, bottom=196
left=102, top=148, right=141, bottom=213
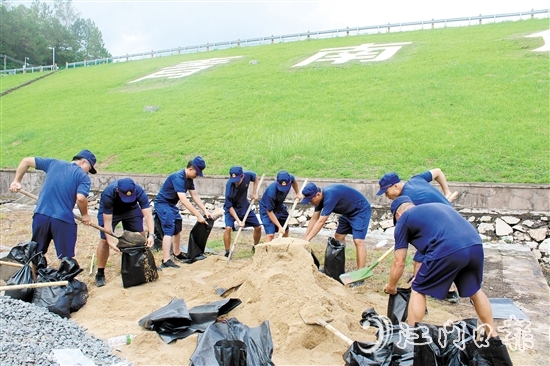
left=95, top=275, right=106, bottom=287
left=224, top=250, right=230, bottom=258
left=174, top=253, right=187, bottom=261
left=160, top=259, right=180, bottom=269
left=445, top=290, right=459, bottom=304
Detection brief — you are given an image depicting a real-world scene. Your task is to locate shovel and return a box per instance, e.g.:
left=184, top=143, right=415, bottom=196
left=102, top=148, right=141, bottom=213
left=299, top=302, right=353, bottom=346
left=339, top=246, right=394, bottom=285
left=227, top=174, right=265, bottom=262
left=17, top=189, right=145, bottom=248
left=0, top=280, right=68, bottom=292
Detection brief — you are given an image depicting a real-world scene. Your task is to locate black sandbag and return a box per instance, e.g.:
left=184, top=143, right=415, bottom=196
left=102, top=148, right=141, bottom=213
left=152, top=209, right=164, bottom=251
left=32, top=257, right=88, bottom=318
left=6, top=241, right=38, bottom=263
left=120, top=245, right=158, bottom=288
left=467, top=335, right=513, bottom=366
left=214, top=339, right=247, bottom=366
left=190, top=318, right=274, bottom=366
left=4, top=260, right=35, bottom=302
left=184, top=218, right=214, bottom=263
left=139, top=297, right=242, bottom=344
left=413, top=318, right=478, bottom=366
left=387, top=287, right=411, bottom=325
left=324, top=237, right=346, bottom=283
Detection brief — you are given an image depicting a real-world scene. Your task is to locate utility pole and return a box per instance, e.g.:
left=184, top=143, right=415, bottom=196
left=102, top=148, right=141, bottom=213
left=48, top=47, right=55, bottom=70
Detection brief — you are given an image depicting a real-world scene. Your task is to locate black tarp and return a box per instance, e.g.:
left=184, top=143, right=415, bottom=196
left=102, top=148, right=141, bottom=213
left=190, top=317, right=275, bottom=366
left=120, top=245, right=158, bottom=288
left=139, top=297, right=242, bottom=343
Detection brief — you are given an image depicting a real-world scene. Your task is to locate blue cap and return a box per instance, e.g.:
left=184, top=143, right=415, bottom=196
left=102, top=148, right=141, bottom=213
left=229, top=166, right=244, bottom=183
left=376, top=172, right=400, bottom=195
left=192, top=156, right=206, bottom=177
left=276, top=170, right=293, bottom=192
left=117, top=178, right=136, bottom=203
left=73, top=149, right=97, bottom=174
left=301, top=182, right=320, bottom=204
left=390, top=195, right=413, bottom=224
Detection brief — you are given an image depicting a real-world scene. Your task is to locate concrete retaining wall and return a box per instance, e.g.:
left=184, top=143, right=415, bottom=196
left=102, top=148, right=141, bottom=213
left=1, top=169, right=549, bottom=212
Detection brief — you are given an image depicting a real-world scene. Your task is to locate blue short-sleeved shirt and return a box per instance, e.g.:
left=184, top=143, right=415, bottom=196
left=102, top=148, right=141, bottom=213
left=154, top=169, right=195, bottom=206
left=401, top=171, right=451, bottom=206
left=224, top=171, right=256, bottom=214
left=394, top=203, right=481, bottom=262
left=260, top=177, right=294, bottom=214
left=34, top=158, right=91, bottom=224
left=313, top=184, right=369, bottom=217
left=99, top=180, right=150, bottom=219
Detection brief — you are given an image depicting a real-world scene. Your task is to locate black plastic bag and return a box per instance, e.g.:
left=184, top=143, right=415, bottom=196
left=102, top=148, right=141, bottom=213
left=120, top=245, right=158, bottom=288
left=324, top=237, right=346, bottom=283
left=31, top=257, right=88, bottom=318
left=190, top=318, right=275, bottom=366
left=139, top=297, right=242, bottom=344
left=152, top=209, right=164, bottom=251
left=180, top=218, right=215, bottom=263
left=214, top=339, right=247, bottom=366
left=387, top=288, right=411, bottom=325
left=413, top=318, right=478, bottom=366
left=6, top=241, right=38, bottom=263
left=4, top=260, right=35, bottom=302
left=467, top=335, right=513, bottom=366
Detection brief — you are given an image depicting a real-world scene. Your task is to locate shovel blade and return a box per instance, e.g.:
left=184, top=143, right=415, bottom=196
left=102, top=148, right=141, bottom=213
left=339, top=268, right=374, bottom=285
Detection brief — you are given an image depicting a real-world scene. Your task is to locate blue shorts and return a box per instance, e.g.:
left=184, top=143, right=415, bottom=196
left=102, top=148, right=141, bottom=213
left=31, top=213, right=77, bottom=258
left=335, top=204, right=371, bottom=240
left=97, top=214, right=144, bottom=239
left=224, top=210, right=261, bottom=229
left=260, top=210, right=288, bottom=235
left=413, top=245, right=484, bottom=299
left=154, top=203, right=183, bottom=236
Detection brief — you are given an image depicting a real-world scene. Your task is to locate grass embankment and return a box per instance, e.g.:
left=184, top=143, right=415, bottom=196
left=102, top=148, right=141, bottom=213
left=1, top=18, right=548, bottom=183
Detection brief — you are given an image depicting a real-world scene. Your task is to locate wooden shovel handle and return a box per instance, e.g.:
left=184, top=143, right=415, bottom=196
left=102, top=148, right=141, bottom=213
left=0, top=280, right=69, bottom=292
left=0, top=261, right=24, bottom=268
left=227, top=174, right=265, bottom=262
left=278, top=178, right=308, bottom=238
left=317, top=318, right=354, bottom=346
left=18, top=189, right=118, bottom=239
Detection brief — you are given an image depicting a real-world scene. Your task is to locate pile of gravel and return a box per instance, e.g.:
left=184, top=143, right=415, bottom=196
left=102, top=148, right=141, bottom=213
left=0, top=296, right=130, bottom=366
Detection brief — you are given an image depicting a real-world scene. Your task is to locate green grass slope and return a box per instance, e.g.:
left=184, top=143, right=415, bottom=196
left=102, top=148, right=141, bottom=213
left=1, top=18, right=548, bottom=183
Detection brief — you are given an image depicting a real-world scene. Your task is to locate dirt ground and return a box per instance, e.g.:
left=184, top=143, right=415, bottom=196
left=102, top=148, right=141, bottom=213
left=1, top=206, right=548, bottom=365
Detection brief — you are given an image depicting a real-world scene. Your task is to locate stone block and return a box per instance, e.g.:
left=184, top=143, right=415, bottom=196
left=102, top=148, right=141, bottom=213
left=379, top=219, right=394, bottom=230
left=477, top=223, right=495, bottom=234
left=501, top=216, right=520, bottom=225
left=495, top=218, right=513, bottom=236
left=528, top=227, right=548, bottom=242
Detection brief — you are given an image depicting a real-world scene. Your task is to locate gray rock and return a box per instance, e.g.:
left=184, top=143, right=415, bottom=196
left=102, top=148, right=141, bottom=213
left=526, top=241, right=539, bottom=250
left=538, top=238, right=550, bottom=254
left=479, top=216, right=492, bottom=222
left=501, top=216, right=520, bottom=225
left=384, top=227, right=395, bottom=236
left=478, top=223, right=495, bottom=234
left=522, top=220, right=535, bottom=228
left=495, top=218, right=513, bottom=236
left=479, top=234, right=491, bottom=242
left=528, top=227, right=548, bottom=242
left=379, top=219, right=394, bottom=230
left=512, top=224, right=527, bottom=233
left=468, top=216, right=475, bottom=222
left=325, top=222, right=337, bottom=230
left=513, top=231, right=531, bottom=242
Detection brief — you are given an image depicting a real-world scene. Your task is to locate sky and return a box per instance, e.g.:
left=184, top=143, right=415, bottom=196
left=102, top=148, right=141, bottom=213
left=11, top=1, right=550, bottom=56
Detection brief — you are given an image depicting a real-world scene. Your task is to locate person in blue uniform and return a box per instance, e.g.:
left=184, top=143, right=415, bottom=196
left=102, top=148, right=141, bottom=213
left=9, top=149, right=97, bottom=258
left=259, top=170, right=301, bottom=242
left=223, top=166, right=262, bottom=256
left=302, top=183, right=372, bottom=270
left=384, top=196, right=498, bottom=338
left=154, top=156, right=211, bottom=269
left=377, top=168, right=460, bottom=303
left=95, top=177, right=156, bottom=287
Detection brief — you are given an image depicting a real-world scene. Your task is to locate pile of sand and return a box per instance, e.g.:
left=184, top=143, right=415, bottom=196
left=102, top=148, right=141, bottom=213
left=72, top=237, right=456, bottom=365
